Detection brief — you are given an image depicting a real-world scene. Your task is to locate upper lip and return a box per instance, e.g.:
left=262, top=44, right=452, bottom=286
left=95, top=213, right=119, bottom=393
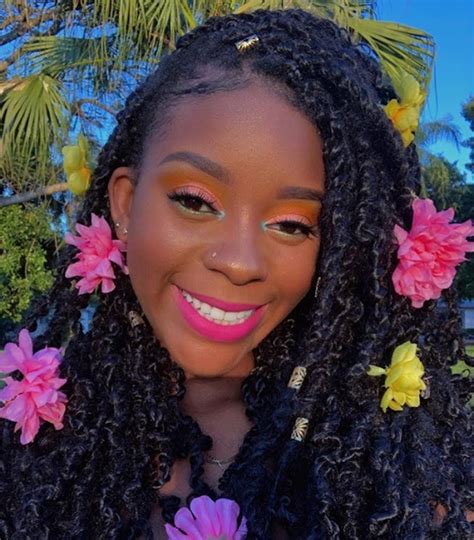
left=178, top=286, right=263, bottom=312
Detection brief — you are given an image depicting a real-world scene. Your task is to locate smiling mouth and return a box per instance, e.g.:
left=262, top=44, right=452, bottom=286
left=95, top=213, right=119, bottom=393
left=180, top=288, right=256, bottom=326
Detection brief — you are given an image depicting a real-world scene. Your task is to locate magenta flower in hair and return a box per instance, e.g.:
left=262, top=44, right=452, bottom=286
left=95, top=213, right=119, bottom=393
left=65, top=213, right=128, bottom=294
left=392, top=198, right=474, bottom=308
left=0, top=329, right=67, bottom=445
left=165, top=495, right=247, bottom=539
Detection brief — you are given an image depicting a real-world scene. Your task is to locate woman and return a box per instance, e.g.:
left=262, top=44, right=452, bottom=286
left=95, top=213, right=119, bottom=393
left=0, top=8, right=472, bottom=539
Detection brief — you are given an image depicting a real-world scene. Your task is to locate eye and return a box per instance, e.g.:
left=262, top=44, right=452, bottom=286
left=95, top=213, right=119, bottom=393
left=167, top=187, right=220, bottom=215
left=267, top=219, right=319, bottom=238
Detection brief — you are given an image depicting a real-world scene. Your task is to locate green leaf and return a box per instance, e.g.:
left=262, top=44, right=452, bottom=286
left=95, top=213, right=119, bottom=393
left=1, top=74, right=68, bottom=184
left=347, top=18, right=434, bottom=95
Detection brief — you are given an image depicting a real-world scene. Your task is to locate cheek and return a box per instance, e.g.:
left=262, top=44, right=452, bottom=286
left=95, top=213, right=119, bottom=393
left=126, top=190, right=188, bottom=296
left=276, top=239, right=320, bottom=307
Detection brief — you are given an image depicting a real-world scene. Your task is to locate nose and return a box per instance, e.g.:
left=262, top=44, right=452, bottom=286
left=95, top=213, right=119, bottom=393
left=204, top=221, right=268, bottom=286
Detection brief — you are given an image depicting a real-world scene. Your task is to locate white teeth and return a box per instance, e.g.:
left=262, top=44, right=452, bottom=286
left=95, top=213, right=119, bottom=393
left=181, top=289, right=255, bottom=325
left=209, top=306, right=224, bottom=320
left=199, top=302, right=211, bottom=314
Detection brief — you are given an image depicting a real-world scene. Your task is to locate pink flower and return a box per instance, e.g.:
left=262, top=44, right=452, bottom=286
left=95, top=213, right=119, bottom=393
left=65, top=213, right=128, bottom=294
left=0, top=329, right=67, bottom=445
left=392, top=198, right=474, bottom=308
left=165, top=495, right=247, bottom=540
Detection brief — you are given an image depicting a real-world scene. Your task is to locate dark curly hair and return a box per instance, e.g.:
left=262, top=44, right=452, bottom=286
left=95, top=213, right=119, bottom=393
left=1, top=8, right=472, bottom=539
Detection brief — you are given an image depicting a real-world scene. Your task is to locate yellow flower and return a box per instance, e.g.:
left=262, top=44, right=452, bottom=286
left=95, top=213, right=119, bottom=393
left=62, top=145, right=86, bottom=176
left=67, top=168, right=91, bottom=196
left=393, top=72, right=425, bottom=107
left=367, top=341, right=427, bottom=412
left=62, top=135, right=92, bottom=196
left=384, top=72, right=426, bottom=147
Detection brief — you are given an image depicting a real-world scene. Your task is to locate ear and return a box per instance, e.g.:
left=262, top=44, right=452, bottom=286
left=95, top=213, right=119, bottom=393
left=108, top=167, right=135, bottom=242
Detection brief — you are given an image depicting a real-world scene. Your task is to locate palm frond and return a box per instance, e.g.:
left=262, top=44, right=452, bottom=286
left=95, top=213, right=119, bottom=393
left=23, top=36, right=112, bottom=77
left=1, top=74, right=67, bottom=186
left=417, top=117, right=462, bottom=150
left=90, top=0, right=199, bottom=63
left=343, top=18, right=435, bottom=93
left=234, top=1, right=434, bottom=94
left=234, top=0, right=288, bottom=13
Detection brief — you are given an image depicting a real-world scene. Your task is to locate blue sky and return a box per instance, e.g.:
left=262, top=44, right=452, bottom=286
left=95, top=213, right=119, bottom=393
left=377, top=0, right=474, bottom=182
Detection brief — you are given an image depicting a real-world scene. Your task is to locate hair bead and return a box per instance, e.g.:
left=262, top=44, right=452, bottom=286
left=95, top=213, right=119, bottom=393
left=290, top=416, right=309, bottom=442
left=234, top=34, right=260, bottom=53
left=288, top=366, right=307, bottom=390
left=128, top=310, right=144, bottom=328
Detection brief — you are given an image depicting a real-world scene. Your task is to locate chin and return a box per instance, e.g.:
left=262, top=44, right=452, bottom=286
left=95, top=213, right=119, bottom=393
left=175, top=359, right=240, bottom=379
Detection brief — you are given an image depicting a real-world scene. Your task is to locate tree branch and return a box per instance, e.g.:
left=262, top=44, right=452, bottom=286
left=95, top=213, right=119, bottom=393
left=74, top=98, right=117, bottom=117
left=0, top=7, right=62, bottom=46
left=0, top=183, right=69, bottom=207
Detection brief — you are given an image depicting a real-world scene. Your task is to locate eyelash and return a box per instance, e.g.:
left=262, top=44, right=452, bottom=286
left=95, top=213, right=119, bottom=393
left=269, top=220, right=319, bottom=238
left=168, top=188, right=219, bottom=215
left=167, top=189, right=319, bottom=238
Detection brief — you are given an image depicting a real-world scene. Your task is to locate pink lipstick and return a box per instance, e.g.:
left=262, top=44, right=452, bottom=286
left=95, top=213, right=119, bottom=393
left=172, top=285, right=266, bottom=343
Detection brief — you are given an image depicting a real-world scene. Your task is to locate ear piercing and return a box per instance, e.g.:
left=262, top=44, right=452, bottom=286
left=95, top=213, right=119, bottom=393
left=211, top=252, right=217, bottom=258
left=115, top=221, right=129, bottom=234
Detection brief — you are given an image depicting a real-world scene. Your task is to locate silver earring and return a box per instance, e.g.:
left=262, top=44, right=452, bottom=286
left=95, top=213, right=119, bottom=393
left=211, top=252, right=217, bottom=258
left=314, top=277, right=321, bottom=298
left=115, top=221, right=128, bottom=234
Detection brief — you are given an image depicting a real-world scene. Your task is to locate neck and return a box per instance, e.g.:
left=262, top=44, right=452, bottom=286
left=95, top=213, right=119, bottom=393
left=181, top=352, right=254, bottom=417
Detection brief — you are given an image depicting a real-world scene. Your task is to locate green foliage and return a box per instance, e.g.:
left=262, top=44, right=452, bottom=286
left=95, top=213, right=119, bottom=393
left=1, top=74, right=68, bottom=188
left=451, top=353, right=474, bottom=409
left=422, top=154, right=466, bottom=210
left=0, top=0, right=435, bottom=190
left=422, top=156, right=474, bottom=300
left=462, top=96, right=474, bottom=174
left=0, top=205, right=56, bottom=322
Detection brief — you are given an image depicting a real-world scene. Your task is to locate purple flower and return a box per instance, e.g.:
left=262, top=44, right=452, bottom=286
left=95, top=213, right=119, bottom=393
left=165, top=495, right=247, bottom=539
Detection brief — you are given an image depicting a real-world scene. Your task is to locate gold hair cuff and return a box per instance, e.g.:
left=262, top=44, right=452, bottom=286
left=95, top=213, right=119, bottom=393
left=235, top=34, right=260, bottom=53
left=128, top=310, right=144, bottom=328
left=288, top=366, right=307, bottom=390
left=291, top=417, right=309, bottom=442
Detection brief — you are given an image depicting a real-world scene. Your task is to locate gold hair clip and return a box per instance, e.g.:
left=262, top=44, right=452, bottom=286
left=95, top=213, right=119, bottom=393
left=288, top=366, right=307, bottom=390
left=290, top=417, right=309, bottom=442
left=235, top=34, right=260, bottom=53
left=128, top=310, right=144, bottom=328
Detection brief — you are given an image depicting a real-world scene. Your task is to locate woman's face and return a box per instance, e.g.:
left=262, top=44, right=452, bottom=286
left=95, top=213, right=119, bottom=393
left=109, top=80, right=325, bottom=379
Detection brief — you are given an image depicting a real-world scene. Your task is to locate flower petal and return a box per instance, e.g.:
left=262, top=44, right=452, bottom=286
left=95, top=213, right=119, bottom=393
left=235, top=516, right=248, bottom=540
left=20, top=411, right=40, bottom=445
left=0, top=344, right=24, bottom=373
left=367, top=365, right=386, bottom=377
left=164, top=524, right=191, bottom=540
left=406, top=393, right=420, bottom=407
left=381, top=388, right=393, bottom=413
left=388, top=400, right=404, bottom=411
left=18, top=329, right=33, bottom=359
left=392, top=391, right=407, bottom=406
left=214, top=498, right=241, bottom=537
left=189, top=496, right=220, bottom=537
left=391, top=342, right=417, bottom=366
left=174, top=506, right=205, bottom=539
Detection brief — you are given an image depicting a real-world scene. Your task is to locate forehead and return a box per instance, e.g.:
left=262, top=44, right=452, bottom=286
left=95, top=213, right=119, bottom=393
left=142, top=81, right=325, bottom=190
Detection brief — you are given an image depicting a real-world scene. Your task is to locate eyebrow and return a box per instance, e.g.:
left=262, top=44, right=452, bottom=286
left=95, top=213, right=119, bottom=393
left=159, top=151, right=324, bottom=203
